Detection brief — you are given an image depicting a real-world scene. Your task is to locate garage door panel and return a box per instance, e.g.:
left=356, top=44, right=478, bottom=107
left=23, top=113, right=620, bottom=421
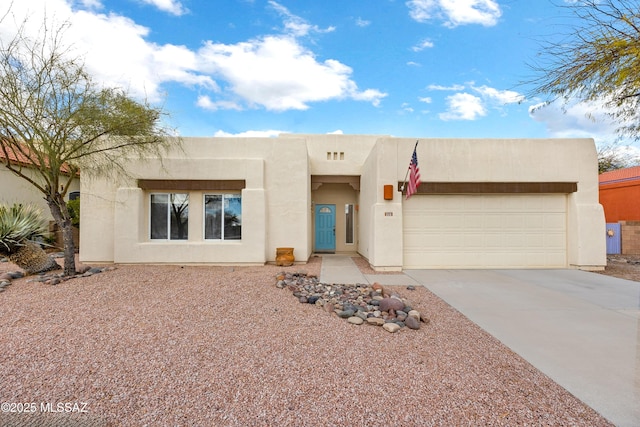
left=403, top=194, right=567, bottom=268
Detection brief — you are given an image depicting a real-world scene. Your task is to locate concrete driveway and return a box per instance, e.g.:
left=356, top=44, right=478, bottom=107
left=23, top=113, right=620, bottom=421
left=403, top=269, right=640, bottom=427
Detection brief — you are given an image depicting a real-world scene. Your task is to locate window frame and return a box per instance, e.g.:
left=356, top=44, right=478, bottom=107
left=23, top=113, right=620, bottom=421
left=203, top=193, right=242, bottom=241
left=345, top=203, right=355, bottom=245
left=149, top=192, right=189, bottom=241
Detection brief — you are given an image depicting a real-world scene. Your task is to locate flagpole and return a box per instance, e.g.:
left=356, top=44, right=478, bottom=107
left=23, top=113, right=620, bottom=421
left=400, top=140, right=419, bottom=194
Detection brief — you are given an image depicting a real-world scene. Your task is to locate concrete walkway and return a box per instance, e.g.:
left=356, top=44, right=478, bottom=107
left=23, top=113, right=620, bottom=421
left=319, top=255, right=640, bottom=427
left=319, top=254, right=421, bottom=287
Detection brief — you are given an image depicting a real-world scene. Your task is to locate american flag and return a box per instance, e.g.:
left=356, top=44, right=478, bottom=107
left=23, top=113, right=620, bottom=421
left=406, top=145, right=421, bottom=199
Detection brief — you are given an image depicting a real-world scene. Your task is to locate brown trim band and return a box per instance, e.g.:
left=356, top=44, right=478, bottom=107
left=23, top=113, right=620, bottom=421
left=397, top=182, right=578, bottom=194
left=138, top=179, right=246, bottom=191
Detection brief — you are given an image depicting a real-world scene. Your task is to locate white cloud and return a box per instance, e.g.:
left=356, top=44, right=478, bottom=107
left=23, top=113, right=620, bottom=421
left=351, top=88, right=387, bottom=107
left=439, top=93, right=486, bottom=120
left=401, top=102, right=414, bottom=113
left=472, top=85, right=524, bottom=104
left=529, top=100, right=640, bottom=163
left=268, top=1, right=334, bottom=36
left=427, top=84, right=466, bottom=91
left=427, top=82, right=524, bottom=120
left=407, top=0, right=501, bottom=27
left=214, top=129, right=286, bottom=138
left=139, top=0, right=188, bottom=16
left=196, top=96, right=242, bottom=111
left=77, top=0, right=103, bottom=9
left=528, top=100, right=620, bottom=142
left=419, top=97, right=432, bottom=103
left=0, top=0, right=384, bottom=112
left=355, top=17, right=370, bottom=27
left=197, top=36, right=386, bottom=111
left=412, top=39, right=434, bottom=51
left=327, top=130, right=344, bottom=134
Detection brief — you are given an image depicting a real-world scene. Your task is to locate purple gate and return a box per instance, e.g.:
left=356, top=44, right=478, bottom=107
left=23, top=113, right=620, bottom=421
left=605, top=223, right=621, bottom=255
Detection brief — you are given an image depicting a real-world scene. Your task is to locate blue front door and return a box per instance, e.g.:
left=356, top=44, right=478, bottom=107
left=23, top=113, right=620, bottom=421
left=315, top=204, right=336, bottom=252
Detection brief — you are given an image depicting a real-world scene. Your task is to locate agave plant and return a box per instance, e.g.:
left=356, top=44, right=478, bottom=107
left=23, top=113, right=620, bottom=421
left=0, top=204, right=60, bottom=274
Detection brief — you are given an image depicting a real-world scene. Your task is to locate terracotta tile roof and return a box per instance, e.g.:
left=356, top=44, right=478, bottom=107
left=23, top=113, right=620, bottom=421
left=599, top=165, right=640, bottom=185
left=0, top=144, right=78, bottom=176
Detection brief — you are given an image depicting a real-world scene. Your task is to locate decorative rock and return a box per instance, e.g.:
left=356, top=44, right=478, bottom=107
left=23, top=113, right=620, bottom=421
left=405, top=316, right=420, bottom=330
left=407, top=310, right=421, bottom=320
left=275, top=271, right=426, bottom=332
left=338, top=310, right=355, bottom=319
left=406, top=285, right=416, bottom=291
left=347, top=316, right=364, bottom=325
left=366, top=317, right=385, bottom=326
left=382, top=323, right=401, bottom=333
left=372, top=282, right=384, bottom=293
left=379, top=297, right=405, bottom=313
left=355, top=311, right=368, bottom=321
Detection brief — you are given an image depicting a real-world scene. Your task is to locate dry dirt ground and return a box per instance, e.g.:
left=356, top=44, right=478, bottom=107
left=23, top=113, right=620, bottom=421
left=594, top=254, right=640, bottom=282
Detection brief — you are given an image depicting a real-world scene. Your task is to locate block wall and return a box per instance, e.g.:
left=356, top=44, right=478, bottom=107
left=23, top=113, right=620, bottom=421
left=620, top=221, right=640, bottom=254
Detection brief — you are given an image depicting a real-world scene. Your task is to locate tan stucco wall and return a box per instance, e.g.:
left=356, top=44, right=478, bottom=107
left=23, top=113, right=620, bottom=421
left=358, top=140, right=404, bottom=270
left=0, top=165, right=79, bottom=221
left=280, top=133, right=382, bottom=176
left=79, top=134, right=605, bottom=270
left=359, top=137, right=605, bottom=270
left=80, top=137, right=311, bottom=264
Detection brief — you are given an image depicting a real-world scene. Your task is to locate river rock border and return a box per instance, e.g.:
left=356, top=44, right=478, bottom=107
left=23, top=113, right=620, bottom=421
left=0, top=254, right=115, bottom=289
left=276, top=271, right=429, bottom=333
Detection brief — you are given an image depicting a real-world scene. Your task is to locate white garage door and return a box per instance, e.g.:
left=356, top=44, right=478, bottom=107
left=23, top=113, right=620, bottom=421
left=403, top=194, right=567, bottom=268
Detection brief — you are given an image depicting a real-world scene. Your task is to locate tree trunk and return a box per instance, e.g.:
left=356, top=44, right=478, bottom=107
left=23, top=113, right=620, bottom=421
left=47, top=194, right=77, bottom=276
left=8, top=241, right=60, bottom=274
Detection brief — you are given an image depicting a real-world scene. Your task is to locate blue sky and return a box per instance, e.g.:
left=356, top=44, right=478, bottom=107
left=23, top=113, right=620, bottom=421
left=0, top=0, right=628, bottom=149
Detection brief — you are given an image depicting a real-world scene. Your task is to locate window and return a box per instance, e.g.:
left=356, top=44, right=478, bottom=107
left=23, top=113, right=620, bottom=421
left=345, top=204, right=354, bottom=244
left=150, top=193, right=189, bottom=240
left=204, top=194, right=242, bottom=240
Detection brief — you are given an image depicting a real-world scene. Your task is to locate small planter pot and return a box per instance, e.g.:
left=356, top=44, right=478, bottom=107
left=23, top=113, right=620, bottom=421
left=276, top=247, right=295, bottom=266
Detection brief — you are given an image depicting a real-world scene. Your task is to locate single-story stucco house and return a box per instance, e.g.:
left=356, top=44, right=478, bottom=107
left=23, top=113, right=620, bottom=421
left=79, top=134, right=606, bottom=270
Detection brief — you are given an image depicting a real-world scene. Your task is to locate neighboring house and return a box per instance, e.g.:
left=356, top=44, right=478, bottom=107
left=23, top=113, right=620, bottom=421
left=0, top=148, right=80, bottom=221
left=80, top=134, right=605, bottom=270
left=599, top=166, right=640, bottom=254
left=599, top=165, right=640, bottom=222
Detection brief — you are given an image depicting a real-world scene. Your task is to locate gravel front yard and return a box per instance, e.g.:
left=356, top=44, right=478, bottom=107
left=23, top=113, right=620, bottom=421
left=0, top=257, right=613, bottom=426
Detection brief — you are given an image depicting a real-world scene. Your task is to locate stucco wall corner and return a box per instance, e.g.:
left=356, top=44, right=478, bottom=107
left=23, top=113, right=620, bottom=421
left=567, top=200, right=606, bottom=270
left=369, top=202, right=403, bottom=270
